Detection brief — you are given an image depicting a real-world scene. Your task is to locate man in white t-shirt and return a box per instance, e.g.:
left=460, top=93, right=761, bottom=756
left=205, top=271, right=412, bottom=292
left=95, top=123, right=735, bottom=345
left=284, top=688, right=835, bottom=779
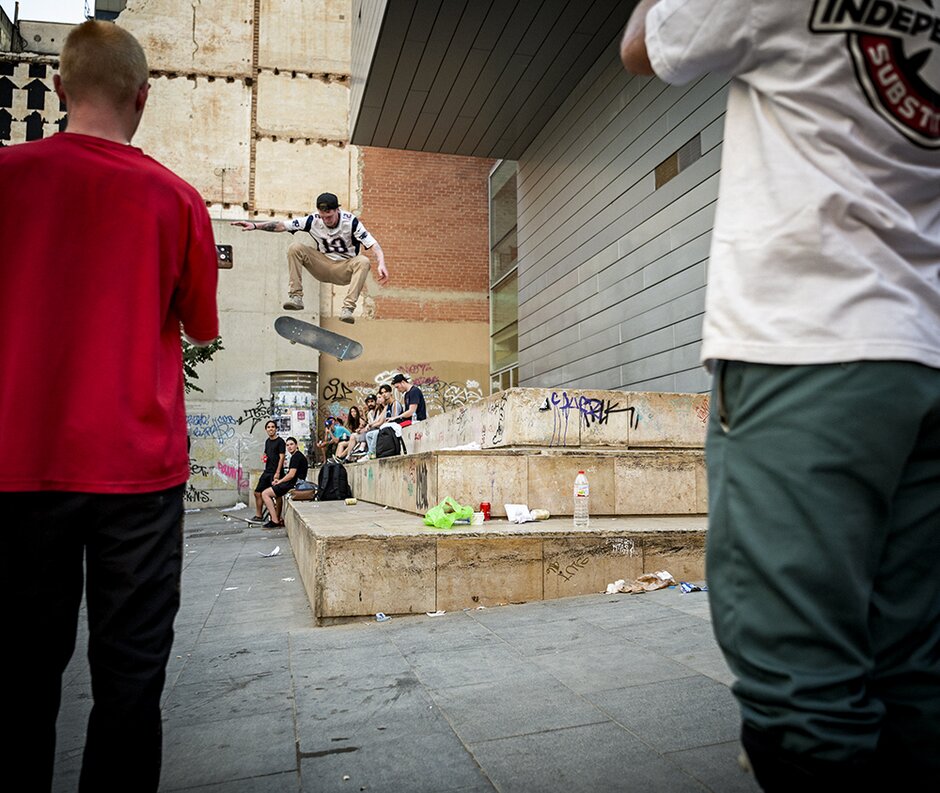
left=623, top=1, right=939, bottom=787
left=233, top=192, right=388, bottom=323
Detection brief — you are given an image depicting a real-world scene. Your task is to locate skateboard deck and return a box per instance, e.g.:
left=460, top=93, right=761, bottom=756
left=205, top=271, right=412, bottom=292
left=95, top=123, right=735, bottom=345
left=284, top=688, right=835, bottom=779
left=217, top=510, right=266, bottom=525
left=274, top=316, right=363, bottom=361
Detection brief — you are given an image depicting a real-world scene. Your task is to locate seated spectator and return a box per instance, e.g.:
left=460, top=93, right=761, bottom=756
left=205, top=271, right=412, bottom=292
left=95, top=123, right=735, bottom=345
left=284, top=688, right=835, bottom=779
left=335, top=400, right=371, bottom=462
left=260, top=436, right=308, bottom=527
left=391, top=373, right=427, bottom=426
left=364, top=384, right=402, bottom=457
left=315, top=416, right=349, bottom=464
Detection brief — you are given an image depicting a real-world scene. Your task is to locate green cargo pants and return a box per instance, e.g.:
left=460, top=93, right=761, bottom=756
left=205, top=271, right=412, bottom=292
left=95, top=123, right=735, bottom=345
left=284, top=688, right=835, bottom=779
left=706, top=360, right=940, bottom=784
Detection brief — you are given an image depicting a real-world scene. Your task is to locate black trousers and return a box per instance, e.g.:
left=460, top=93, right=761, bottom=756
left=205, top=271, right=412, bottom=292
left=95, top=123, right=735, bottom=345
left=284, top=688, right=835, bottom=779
left=1, top=485, right=185, bottom=793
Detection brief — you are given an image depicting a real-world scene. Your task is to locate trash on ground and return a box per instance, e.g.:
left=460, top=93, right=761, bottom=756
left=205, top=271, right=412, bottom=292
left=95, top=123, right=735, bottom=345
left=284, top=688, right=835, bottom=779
left=426, top=610, right=446, bottom=617
left=423, top=497, right=473, bottom=529
left=531, top=508, right=550, bottom=520
left=345, top=497, right=357, bottom=505
left=504, top=504, right=537, bottom=524
left=220, top=503, right=248, bottom=512
left=375, top=612, right=391, bottom=622
left=224, top=587, right=238, bottom=591
left=606, top=570, right=676, bottom=594
left=258, top=546, right=281, bottom=558
left=471, top=511, right=485, bottom=525
left=679, top=581, right=708, bottom=593
left=282, top=577, right=295, bottom=582
left=184, top=508, right=201, bottom=514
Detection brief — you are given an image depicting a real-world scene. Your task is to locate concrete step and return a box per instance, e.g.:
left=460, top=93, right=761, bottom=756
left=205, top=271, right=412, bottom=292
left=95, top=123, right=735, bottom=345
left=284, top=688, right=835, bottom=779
left=345, top=447, right=707, bottom=518
left=401, top=387, right=710, bottom=453
left=285, top=500, right=707, bottom=623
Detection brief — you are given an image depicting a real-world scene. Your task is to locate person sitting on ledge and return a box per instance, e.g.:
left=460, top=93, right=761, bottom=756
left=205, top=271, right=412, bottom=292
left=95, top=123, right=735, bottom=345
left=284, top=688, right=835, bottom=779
left=260, top=436, right=308, bottom=528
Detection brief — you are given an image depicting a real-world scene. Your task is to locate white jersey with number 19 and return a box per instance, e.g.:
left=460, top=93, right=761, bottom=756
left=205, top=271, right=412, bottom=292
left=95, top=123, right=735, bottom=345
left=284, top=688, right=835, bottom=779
left=287, top=210, right=376, bottom=261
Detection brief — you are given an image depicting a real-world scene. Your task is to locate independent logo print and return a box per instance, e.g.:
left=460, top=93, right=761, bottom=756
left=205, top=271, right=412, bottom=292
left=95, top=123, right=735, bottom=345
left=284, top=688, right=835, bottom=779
left=810, top=0, right=940, bottom=148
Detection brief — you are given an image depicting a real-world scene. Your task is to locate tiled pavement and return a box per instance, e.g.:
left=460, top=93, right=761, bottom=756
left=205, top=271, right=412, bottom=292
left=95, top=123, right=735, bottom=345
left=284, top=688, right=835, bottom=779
left=52, top=507, right=759, bottom=792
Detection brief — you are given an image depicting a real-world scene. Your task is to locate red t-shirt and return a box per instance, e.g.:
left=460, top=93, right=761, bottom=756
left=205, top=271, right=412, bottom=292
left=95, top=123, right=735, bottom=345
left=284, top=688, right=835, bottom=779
left=0, top=133, right=219, bottom=493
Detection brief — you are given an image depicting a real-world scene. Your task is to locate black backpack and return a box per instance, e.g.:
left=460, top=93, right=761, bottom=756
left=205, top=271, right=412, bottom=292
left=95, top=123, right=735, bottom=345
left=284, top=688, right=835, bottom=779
left=317, top=462, right=352, bottom=501
left=375, top=425, right=406, bottom=458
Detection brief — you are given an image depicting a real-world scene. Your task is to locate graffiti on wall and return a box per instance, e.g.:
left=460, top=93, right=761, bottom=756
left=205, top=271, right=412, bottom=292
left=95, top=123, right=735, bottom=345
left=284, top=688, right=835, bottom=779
left=318, top=363, right=484, bottom=419
left=542, top=391, right=641, bottom=446
left=186, top=395, right=274, bottom=504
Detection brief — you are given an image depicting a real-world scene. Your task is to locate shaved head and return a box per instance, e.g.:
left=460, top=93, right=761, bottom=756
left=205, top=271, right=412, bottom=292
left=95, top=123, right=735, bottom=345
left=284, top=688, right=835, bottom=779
left=59, top=20, right=148, bottom=109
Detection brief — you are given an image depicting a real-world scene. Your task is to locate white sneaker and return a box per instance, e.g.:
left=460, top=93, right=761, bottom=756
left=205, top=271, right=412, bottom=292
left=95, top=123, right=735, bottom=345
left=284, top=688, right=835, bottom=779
left=339, top=307, right=355, bottom=324
left=283, top=295, right=304, bottom=310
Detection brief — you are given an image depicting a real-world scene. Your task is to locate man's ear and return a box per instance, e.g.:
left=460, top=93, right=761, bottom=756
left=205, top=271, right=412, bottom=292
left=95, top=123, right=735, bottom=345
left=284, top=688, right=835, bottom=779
left=135, top=81, right=150, bottom=113
left=53, top=74, right=67, bottom=108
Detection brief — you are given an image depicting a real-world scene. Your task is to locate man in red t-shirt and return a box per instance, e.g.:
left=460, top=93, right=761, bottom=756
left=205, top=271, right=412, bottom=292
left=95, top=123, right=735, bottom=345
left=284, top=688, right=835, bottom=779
left=0, top=21, right=218, bottom=792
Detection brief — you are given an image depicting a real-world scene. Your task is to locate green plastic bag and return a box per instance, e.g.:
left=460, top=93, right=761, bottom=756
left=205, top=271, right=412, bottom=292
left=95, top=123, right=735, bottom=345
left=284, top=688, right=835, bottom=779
left=423, top=497, right=474, bottom=530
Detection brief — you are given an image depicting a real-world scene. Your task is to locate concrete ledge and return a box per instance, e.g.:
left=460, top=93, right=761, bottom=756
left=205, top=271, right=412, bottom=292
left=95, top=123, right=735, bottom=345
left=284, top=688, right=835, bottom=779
left=346, top=448, right=707, bottom=517
left=401, top=387, right=710, bottom=453
left=285, top=500, right=707, bottom=623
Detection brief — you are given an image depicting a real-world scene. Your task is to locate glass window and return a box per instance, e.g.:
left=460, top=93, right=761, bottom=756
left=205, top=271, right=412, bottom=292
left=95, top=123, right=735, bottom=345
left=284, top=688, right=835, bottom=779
left=489, top=160, right=519, bottom=391
left=490, top=161, right=518, bottom=283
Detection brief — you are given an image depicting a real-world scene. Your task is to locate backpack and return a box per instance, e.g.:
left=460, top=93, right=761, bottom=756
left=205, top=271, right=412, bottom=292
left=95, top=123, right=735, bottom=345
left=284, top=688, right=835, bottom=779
left=317, top=461, right=352, bottom=501
left=375, top=425, right=407, bottom=459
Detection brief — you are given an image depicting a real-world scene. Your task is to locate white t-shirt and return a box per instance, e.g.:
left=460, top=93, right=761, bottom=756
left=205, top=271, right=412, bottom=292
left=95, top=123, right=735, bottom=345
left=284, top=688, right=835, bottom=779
left=287, top=210, right=377, bottom=261
left=646, top=0, right=940, bottom=367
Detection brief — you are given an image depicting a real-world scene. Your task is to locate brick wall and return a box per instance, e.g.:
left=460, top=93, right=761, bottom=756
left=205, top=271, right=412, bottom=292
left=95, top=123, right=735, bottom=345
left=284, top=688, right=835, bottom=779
left=360, top=146, right=494, bottom=322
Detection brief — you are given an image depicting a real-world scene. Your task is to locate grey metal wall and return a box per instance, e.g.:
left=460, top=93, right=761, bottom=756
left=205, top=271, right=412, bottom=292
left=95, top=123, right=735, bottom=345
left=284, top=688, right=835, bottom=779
left=517, top=38, right=728, bottom=394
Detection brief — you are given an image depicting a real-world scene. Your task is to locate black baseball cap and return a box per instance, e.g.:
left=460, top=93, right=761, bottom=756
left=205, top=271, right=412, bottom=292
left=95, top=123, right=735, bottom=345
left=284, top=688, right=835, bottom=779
left=365, top=393, right=377, bottom=402
left=391, top=373, right=409, bottom=384
left=316, top=192, right=339, bottom=211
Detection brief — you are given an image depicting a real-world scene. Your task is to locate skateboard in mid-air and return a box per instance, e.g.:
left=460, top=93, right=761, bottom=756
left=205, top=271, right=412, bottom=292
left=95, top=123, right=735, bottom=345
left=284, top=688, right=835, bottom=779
left=274, top=316, right=363, bottom=361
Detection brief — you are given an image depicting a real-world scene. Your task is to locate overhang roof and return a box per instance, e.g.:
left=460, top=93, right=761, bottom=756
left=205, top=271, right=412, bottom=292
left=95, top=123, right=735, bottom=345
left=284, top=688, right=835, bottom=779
left=351, top=0, right=636, bottom=160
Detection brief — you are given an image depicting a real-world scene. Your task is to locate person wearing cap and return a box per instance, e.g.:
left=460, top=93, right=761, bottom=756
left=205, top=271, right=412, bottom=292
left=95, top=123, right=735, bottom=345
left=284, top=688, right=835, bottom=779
left=231, top=192, right=387, bottom=324
left=391, top=373, right=427, bottom=425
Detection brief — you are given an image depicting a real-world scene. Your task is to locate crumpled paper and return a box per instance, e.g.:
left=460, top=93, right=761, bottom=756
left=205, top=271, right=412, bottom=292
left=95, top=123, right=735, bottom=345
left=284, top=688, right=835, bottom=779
left=606, top=570, right=676, bottom=594
left=504, top=504, right=536, bottom=524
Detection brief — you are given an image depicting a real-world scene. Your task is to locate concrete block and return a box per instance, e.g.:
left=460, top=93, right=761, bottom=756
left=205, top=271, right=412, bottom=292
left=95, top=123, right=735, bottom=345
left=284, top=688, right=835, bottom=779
left=527, top=455, right=616, bottom=516
left=436, top=538, right=543, bottom=611
left=542, top=537, right=643, bottom=599
left=318, top=537, right=437, bottom=619
left=120, top=0, right=254, bottom=74
left=256, top=72, right=349, bottom=140
left=400, top=388, right=706, bottom=454
left=254, top=139, right=353, bottom=214
left=133, top=77, right=251, bottom=203
left=615, top=453, right=701, bottom=515
left=436, top=454, right=527, bottom=518
left=629, top=392, right=709, bottom=448
left=259, top=0, right=351, bottom=75
left=642, top=533, right=707, bottom=582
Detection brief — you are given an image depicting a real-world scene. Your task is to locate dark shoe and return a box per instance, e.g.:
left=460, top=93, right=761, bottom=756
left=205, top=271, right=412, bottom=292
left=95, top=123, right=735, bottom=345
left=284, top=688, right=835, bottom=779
left=262, top=520, right=280, bottom=529
left=248, top=515, right=265, bottom=523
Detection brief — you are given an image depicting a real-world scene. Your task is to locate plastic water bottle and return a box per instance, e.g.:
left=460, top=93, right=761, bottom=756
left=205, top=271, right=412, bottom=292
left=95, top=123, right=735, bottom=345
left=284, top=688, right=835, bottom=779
left=573, top=470, right=589, bottom=527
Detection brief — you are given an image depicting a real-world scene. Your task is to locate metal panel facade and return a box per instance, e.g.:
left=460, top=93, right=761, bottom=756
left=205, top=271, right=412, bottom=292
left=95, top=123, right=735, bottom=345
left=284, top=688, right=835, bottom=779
left=516, top=40, right=729, bottom=393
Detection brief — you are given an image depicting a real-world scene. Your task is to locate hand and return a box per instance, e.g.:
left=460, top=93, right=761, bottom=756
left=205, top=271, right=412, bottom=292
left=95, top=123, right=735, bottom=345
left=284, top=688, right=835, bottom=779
left=231, top=221, right=255, bottom=231
left=376, top=262, right=389, bottom=285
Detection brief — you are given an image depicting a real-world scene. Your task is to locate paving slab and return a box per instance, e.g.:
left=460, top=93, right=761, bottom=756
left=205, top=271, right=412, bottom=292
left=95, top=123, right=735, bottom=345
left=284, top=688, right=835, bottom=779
left=49, top=507, right=757, bottom=793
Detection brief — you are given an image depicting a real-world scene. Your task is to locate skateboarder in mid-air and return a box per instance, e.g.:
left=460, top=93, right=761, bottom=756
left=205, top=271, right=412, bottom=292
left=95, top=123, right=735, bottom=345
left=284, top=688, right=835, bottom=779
left=232, top=192, right=388, bottom=324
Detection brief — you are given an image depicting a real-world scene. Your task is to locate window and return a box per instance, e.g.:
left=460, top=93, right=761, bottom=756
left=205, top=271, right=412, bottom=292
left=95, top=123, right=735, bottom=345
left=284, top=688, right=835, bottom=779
left=489, top=160, right=518, bottom=391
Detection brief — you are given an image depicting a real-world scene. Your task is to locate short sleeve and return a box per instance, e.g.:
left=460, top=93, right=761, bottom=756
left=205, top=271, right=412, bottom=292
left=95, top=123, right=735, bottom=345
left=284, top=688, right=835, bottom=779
left=646, top=0, right=758, bottom=85
left=353, top=217, right=376, bottom=249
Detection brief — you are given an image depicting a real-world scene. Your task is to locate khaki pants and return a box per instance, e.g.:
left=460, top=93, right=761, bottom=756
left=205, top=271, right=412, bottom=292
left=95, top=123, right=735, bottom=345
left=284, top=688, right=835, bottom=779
left=287, top=242, right=371, bottom=311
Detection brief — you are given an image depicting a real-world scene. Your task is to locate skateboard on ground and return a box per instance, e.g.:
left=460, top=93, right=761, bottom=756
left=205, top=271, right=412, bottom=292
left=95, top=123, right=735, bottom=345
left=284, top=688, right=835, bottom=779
left=274, top=316, right=363, bottom=361
left=217, top=509, right=267, bottom=525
